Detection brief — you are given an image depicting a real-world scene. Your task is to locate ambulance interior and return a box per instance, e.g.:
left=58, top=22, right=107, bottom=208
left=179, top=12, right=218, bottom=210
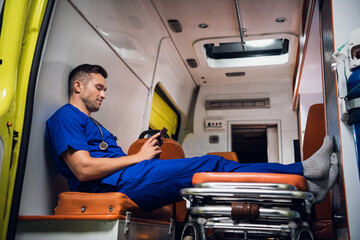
left=7, top=0, right=360, bottom=239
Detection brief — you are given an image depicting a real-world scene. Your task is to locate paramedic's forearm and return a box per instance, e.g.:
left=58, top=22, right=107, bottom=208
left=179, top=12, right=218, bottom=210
left=61, top=133, right=161, bottom=181
left=62, top=150, right=144, bottom=181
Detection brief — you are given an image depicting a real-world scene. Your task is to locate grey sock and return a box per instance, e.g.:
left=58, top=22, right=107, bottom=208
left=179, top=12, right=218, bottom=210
left=307, top=152, right=339, bottom=203
left=303, top=136, right=333, bottom=180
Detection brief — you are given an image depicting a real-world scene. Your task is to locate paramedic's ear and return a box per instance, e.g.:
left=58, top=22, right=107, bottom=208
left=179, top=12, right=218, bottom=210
left=73, top=80, right=83, bottom=93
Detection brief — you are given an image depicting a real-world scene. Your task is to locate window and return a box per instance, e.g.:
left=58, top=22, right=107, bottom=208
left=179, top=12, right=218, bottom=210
left=149, top=87, right=180, bottom=140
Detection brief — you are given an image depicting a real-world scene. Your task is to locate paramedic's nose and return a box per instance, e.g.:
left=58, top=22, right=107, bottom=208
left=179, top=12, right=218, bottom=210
left=100, top=91, right=106, bottom=99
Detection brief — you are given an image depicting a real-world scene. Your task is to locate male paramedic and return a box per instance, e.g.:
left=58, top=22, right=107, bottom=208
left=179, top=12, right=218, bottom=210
left=46, top=64, right=339, bottom=211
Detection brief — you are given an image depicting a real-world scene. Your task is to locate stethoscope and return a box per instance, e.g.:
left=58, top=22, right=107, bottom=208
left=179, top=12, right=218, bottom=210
left=89, top=117, right=117, bottom=151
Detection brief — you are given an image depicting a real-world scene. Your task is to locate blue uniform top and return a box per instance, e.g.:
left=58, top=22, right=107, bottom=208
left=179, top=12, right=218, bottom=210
left=45, top=103, right=126, bottom=191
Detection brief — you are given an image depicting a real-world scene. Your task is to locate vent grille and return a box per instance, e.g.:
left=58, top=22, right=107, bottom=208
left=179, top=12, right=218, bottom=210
left=168, top=19, right=182, bottom=33
left=226, top=72, right=245, bottom=77
left=186, top=58, right=198, bottom=68
left=206, top=98, right=270, bottom=110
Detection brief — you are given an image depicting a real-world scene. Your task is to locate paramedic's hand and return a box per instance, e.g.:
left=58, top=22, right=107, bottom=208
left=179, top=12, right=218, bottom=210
left=136, top=133, right=162, bottom=161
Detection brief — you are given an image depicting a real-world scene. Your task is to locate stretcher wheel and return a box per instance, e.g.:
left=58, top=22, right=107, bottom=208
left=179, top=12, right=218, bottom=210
left=181, top=222, right=199, bottom=240
left=183, top=236, right=194, bottom=240
left=296, top=227, right=314, bottom=240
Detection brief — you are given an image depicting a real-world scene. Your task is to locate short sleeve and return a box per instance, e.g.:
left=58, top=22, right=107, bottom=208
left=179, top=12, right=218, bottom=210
left=46, top=105, right=89, bottom=162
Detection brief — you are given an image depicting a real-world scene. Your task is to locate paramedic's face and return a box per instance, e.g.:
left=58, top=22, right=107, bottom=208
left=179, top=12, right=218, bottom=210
left=81, top=73, right=107, bottom=113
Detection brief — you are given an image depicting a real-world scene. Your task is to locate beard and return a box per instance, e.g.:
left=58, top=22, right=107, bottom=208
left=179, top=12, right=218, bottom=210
left=83, top=98, right=100, bottom=113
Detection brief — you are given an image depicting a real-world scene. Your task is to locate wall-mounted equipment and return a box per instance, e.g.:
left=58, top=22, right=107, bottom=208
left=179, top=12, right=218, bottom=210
left=205, top=119, right=225, bottom=130
left=346, top=28, right=360, bottom=115
left=209, top=135, right=219, bottom=144
left=344, top=28, right=360, bottom=178
left=349, top=28, right=360, bottom=71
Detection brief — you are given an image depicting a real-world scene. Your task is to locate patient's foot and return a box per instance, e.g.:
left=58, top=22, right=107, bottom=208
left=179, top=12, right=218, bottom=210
left=307, top=152, right=339, bottom=203
left=303, top=136, right=333, bottom=180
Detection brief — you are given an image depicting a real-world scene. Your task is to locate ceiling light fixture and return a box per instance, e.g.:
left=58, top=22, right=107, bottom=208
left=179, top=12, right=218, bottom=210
left=246, top=39, right=276, bottom=48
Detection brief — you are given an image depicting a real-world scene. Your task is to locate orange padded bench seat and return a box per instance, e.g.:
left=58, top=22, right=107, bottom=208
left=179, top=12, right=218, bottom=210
left=19, top=138, right=183, bottom=225
left=19, top=192, right=172, bottom=223
left=128, top=137, right=187, bottom=223
left=192, top=172, right=308, bottom=191
left=54, top=192, right=172, bottom=221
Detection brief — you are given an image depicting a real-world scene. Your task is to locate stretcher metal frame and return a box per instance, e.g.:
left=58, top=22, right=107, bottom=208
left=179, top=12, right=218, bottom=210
left=180, top=180, right=315, bottom=240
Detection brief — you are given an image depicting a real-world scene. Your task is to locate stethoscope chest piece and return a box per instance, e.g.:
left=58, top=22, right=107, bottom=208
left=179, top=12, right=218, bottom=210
left=99, top=141, right=108, bottom=151
left=90, top=117, right=109, bottom=151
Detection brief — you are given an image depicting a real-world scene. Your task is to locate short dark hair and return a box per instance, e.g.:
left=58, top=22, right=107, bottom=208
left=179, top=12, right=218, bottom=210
left=68, top=64, right=108, bottom=97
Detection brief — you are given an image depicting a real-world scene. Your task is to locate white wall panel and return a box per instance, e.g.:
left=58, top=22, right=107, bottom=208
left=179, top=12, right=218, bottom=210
left=19, top=0, right=149, bottom=215
left=151, top=38, right=196, bottom=116
left=71, top=0, right=168, bottom=88
left=298, top=3, right=322, bottom=94
left=296, top=1, right=323, bottom=148
left=182, top=80, right=298, bottom=164
left=182, top=132, right=228, bottom=157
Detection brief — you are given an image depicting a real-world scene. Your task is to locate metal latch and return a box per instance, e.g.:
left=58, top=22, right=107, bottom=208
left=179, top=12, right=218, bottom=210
left=124, top=211, right=131, bottom=234
left=346, top=97, right=360, bottom=110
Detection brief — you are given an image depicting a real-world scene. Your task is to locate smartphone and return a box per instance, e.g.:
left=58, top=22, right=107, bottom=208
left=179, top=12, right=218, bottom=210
left=154, top=127, right=167, bottom=159
left=157, top=127, right=168, bottom=147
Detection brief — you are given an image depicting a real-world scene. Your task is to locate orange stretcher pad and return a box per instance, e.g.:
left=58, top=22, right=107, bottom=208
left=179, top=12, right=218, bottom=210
left=192, top=172, right=308, bottom=191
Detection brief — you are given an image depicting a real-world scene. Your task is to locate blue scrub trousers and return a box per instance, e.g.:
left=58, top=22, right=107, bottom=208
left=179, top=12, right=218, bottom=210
left=95, top=155, right=303, bottom=211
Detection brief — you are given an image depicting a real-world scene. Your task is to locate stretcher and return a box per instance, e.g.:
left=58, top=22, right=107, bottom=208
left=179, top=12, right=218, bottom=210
left=180, top=171, right=315, bottom=240
left=177, top=103, right=333, bottom=240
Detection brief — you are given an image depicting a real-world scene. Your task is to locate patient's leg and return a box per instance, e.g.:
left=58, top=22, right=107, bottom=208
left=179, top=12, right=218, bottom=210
left=302, top=136, right=333, bottom=180
left=307, top=152, right=339, bottom=203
